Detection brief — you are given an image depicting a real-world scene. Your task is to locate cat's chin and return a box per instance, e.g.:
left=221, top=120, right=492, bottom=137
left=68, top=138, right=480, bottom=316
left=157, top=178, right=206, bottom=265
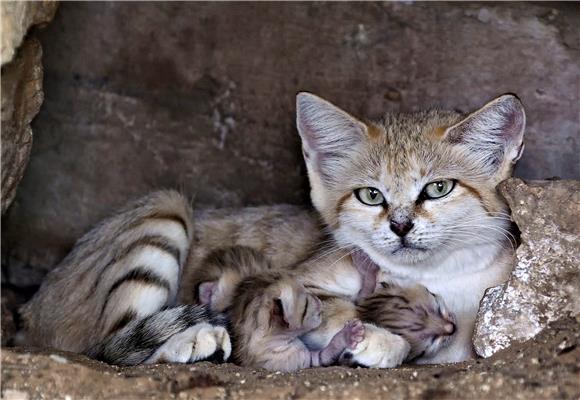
left=387, top=247, right=432, bottom=265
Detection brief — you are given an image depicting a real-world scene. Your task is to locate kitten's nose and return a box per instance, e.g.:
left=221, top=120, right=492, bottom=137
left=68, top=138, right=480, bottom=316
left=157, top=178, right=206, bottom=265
left=389, top=220, right=414, bottom=237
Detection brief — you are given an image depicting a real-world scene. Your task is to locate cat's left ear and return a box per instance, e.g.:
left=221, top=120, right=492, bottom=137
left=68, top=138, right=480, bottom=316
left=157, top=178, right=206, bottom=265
left=443, top=94, right=526, bottom=179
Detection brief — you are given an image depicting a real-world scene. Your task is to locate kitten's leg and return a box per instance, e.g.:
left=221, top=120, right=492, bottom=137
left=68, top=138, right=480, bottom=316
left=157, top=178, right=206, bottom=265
left=302, top=297, right=410, bottom=368
left=87, top=305, right=231, bottom=366
left=310, top=320, right=365, bottom=367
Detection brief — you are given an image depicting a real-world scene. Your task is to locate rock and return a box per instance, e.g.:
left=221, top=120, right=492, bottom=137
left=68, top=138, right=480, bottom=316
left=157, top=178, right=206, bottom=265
left=1, top=1, right=57, bottom=214
left=0, top=1, right=58, bottom=65
left=1, top=318, right=578, bottom=399
left=2, top=2, right=579, bottom=288
left=474, top=178, right=580, bottom=358
left=1, top=39, right=44, bottom=215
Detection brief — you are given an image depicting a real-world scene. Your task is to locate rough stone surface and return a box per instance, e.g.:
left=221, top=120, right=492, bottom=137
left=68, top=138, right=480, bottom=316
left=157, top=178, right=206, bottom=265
left=474, top=178, right=580, bottom=358
left=2, top=2, right=579, bottom=288
left=0, top=0, right=57, bottom=215
left=2, top=318, right=578, bottom=400
left=0, top=1, right=58, bottom=65
left=1, top=38, right=45, bottom=215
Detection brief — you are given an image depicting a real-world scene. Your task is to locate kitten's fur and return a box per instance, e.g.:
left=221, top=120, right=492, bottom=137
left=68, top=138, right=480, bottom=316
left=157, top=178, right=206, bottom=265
left=18, top=92, right=523, bottom=367
left=229, top=271, right=364, bottom=372
left=198, top=246, right=454, bottom=364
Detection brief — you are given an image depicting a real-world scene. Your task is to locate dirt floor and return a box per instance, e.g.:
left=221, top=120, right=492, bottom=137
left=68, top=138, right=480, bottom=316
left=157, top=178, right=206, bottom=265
left=2, top=318, right=578, bottom=400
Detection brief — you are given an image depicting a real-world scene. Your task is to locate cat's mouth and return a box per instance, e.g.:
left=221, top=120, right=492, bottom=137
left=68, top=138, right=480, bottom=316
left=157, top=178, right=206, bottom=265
left=391, top=241, right=428, bottom=255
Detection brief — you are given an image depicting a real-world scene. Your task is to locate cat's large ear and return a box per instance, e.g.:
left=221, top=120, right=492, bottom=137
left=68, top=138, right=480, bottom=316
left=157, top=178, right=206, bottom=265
left=443, top=94, right=526, bottom=180
left=296, top=92, right=368, bottom=185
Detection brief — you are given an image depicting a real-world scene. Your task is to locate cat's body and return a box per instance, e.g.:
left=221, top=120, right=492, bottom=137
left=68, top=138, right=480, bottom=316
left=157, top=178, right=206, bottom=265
left=18, top=92, right=524, bottom=367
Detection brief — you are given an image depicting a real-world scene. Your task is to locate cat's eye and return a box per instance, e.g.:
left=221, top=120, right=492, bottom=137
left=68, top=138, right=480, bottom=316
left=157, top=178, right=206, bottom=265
left=422, top=180, right=456, bottom=200
left=355, top=187, right=385, bottom=206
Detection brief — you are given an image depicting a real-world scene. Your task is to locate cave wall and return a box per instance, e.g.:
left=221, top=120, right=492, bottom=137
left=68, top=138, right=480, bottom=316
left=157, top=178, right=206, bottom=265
left=2, top=2, right=579, bottom=288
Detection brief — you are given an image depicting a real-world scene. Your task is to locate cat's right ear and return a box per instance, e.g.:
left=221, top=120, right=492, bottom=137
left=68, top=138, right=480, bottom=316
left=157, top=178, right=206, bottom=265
left=296, top=92, right=368, bottom=184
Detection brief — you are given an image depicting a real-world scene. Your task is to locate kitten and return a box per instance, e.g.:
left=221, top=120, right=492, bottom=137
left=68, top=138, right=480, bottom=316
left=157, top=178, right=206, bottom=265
left=295, top=92, right=524, bottom=363
left=357, top=282, right=456, bottom=361
left=198, top=246, right=455, bottom=364
left=228, top=271, right=364, bottom=372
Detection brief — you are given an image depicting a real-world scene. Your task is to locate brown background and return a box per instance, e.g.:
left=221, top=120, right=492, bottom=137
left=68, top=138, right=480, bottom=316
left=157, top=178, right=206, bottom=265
left=2, top=2, right=579, bottom=288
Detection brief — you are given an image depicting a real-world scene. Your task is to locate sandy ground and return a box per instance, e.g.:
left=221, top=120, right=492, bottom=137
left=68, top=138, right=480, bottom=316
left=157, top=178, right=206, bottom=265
left=2, top=318, right=578, bottom=400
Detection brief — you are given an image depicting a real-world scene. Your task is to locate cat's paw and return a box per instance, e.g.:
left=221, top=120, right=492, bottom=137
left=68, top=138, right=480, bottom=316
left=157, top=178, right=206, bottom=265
left=340, top=323, right=410, bottom=368
left=145, top=323, right=231, bottom=364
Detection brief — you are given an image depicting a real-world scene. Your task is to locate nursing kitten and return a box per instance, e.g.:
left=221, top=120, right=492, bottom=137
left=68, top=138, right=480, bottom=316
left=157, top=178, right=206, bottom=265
left=357, top=282, right=456, bottom=361
left=229, top=271, right=365, bottom=372
left=198, top=246, right=455, bottom=364
left=196, top=246, right=455, bottom=370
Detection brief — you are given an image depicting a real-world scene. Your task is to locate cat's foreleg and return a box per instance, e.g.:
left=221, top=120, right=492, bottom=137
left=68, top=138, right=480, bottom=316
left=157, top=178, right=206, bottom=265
left=87, top=305, right=231, bottom=366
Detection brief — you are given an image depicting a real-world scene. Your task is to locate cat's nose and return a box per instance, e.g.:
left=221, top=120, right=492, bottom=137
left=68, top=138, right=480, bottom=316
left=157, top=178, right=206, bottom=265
left=389, top=220, right=414, bottom=237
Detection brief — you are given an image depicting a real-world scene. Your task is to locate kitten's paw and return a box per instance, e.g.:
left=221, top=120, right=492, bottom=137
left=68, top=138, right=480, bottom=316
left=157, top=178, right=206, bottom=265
left=145, top=323, right=231, bottom=364
left=340, top=324, right=410, bottom=368
left=343, top=319, right=365, bottom=349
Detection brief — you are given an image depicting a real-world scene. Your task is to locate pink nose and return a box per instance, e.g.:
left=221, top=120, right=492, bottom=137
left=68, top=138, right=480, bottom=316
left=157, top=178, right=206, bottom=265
left=389, top=220, right=414, bottom=237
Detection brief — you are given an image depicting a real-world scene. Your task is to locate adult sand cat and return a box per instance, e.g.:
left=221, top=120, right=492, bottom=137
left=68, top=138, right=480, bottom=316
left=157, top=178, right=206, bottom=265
left=18, top=92, right=524, bottom=366
left=294, top=92, right=524, bottom=363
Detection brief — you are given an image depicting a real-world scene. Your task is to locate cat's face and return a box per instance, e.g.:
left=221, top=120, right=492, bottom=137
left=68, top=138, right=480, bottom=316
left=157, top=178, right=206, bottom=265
left=296, top=94, right=525, bottom=267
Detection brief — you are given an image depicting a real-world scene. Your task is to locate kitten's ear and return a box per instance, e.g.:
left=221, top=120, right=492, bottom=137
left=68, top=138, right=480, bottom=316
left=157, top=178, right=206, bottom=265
left=296, top=92, right=368, bottom=183
left=443, top=94, right=526, bottom=179
left=272, top=298, right=289, bottom=328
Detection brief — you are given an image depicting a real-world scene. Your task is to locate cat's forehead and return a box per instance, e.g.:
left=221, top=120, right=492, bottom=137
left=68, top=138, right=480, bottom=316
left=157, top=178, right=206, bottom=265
left=363, top=110, right=464, bottom=189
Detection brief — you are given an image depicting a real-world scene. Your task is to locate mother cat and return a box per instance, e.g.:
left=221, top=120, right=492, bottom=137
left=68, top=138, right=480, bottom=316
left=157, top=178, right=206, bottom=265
left=18, top=92, right=524, bottom=366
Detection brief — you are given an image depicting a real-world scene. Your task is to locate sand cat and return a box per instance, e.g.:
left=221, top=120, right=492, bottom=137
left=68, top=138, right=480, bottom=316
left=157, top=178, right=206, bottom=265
left=18, top=92, right=524, bottom=366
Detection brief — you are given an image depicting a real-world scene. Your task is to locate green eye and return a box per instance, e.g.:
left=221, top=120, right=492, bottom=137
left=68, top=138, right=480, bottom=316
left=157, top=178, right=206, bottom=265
left=423, top=180, right=456, bottom=199
left=355, top=187, right=385, bottom=206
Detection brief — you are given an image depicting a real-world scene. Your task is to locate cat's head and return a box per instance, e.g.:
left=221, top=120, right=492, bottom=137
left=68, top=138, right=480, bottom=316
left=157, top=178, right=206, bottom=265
left=296, top=93, right=525, bottom=267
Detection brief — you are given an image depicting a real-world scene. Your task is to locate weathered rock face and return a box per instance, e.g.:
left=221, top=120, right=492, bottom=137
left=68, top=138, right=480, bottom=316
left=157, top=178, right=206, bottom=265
left=0, top=1, right=58, bottom=215
left=0, top=1, right=58, bottom=65
left=474, top=178, right=580, bottom=358
left=1, top=39, right=44, bottom=215
left=2, top=2, right=579, bottom=288
left=2, top=318, right=578, bottom=400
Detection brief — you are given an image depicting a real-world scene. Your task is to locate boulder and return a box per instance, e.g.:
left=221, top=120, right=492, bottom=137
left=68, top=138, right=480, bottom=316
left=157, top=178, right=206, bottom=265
left=1, top=1, right=58, bottom=214
left=0, top=1, right=58, bottom=65
left=1, top=39, right=44, bottom=215
left=474, top=178, right=580, bottom=357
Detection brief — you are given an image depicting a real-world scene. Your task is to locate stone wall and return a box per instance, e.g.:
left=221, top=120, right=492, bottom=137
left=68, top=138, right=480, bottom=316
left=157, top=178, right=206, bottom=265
left=2, top=2, right=579, bottom=287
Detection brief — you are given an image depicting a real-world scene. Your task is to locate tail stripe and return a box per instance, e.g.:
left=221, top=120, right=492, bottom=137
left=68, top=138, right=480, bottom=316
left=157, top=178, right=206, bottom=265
left=105, top=309, right=137, bottom=337
left=100, top=267, right=171, bottom=317
left=147, top=213, right=190, bottom=236
left=91, top=235, right=182, bottom=294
